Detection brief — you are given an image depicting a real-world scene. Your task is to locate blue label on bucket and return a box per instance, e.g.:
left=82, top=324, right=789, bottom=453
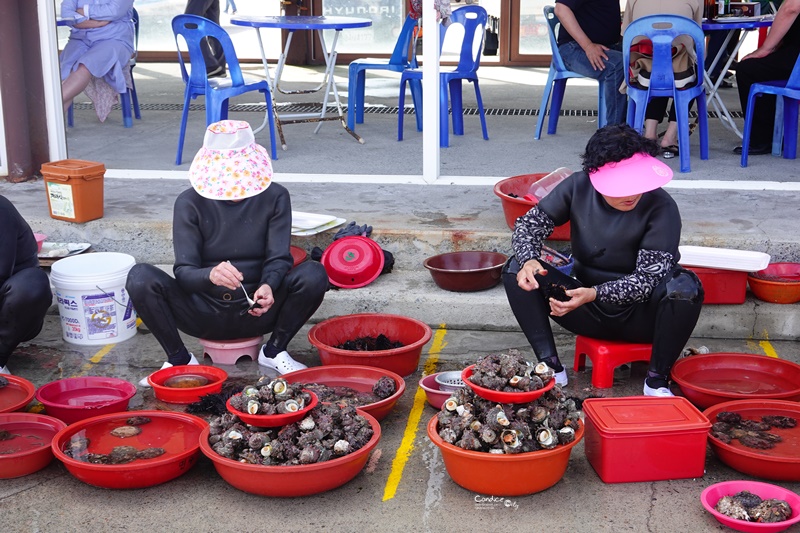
left=123, top=295, right=133, bottom=321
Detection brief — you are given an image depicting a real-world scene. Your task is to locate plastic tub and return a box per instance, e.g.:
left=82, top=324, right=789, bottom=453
left=0, top=375, right=36, bottom=413
left=35, top=377, right=137, bottom=425
left=51, top=410, right=207, bottom=489
left=419, top=374, right=453, bottom=410
left=671, top=353, right=800, bottom=410
left=41, top=159, right=105, bottom=223
left=147, top=365, right=228, bottom=404
left=427, top=414, right=584, bottom=496
left=701, top=480, right=800, bottom=533
left=423, top=251, right=507, bottom=292
left=462, top=365, right=555, bottom=404
left=704, top=399, right=800, bottom=481
left=582, top=396, right=710, bottom=483
left=493, top=173, right=571, bottom=240
left=0, top=413, right=67, bottom=479
left=687, top=266, right=747, bottom=304
left=199, top=410, right=381, bottom=497
left=33, top=233, right=47, bottom=253
left=283, top=365, right=405, bottom=422
left=678, top=246, right=770, bottom=272
left=748, top=263, right=800, bottom=304
left=308, top=313, right=432, bottom=377
left=226, top=390, right=318, bottom=427
left=50, top=252, right=137, bottom=346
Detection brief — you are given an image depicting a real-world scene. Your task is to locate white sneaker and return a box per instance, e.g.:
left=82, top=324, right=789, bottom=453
left=258, top=347, right=307, bottom=375
left=0, top=366, right=10, bottom=375
left=554, top=369, right=568, bottom=387
left=139, top=353, right=199, bottom=388
left=643, top=382, right=674, bottom=397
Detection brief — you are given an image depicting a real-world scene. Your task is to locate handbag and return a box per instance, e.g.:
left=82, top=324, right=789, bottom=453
left=483, top=15, right=498, bottom=56
left=628, top=39, right=697, bottom=90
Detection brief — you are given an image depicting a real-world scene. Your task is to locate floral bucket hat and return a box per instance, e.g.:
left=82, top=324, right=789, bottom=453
left=189, top=120, right=273, bottom=200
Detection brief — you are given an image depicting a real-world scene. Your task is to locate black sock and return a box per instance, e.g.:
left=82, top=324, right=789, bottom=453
left=167, top=347, right=191, bottom=366
left=541, top=355, right=564, bottom=373
left=261, top=342, right=282, bottom=359
left=646, top=371, right=669, bottom=390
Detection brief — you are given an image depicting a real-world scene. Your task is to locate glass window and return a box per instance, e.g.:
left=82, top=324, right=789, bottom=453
left=518, top=0, right=551, bottom=55
left=321, top=0, right=405, bottom=54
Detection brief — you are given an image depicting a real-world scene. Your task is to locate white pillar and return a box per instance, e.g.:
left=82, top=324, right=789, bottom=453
left=38, top=0, right=67, bottom=162
left=421, top=0, right=440, bottom=184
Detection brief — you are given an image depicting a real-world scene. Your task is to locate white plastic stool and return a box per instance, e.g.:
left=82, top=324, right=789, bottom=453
left=198, top=336, right=263, bottom=365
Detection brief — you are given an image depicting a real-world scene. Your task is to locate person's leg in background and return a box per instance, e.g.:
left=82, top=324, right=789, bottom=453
left=559, top=41, right=628, bottom=126
left=0, top=268, right=52, bottom=375
left=184, top=0, right=226, bottom=77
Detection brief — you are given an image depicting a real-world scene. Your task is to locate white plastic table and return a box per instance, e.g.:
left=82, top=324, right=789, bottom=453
left=702, top=17, right=773, bottom=138
left=230, top=15, right=372, bottom=148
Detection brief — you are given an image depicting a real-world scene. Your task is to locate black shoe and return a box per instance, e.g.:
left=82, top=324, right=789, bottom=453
left=207, top=66, right=227, bottom=78
left=734, top=143, right=771, bottom=155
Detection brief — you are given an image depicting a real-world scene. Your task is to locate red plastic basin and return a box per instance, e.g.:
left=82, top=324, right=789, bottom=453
left=748, top=262, right=800, bottom=304
left=0, top=413, right=67, bottom=479
left=283, top=365, right=406, bottom=421
left=35, top=377, right=137, bottom=424
left=462, top=365, right=554, bottom=404
left=704, top=399, right=800, bottom=482
left=493, top=174, right=571, bottom=240
left=427, top=414, right=583, bottom=496
left=308, top=313, right=432, bottom=377
left=423, top=251, right=507, bottom=292
left=0, top=375, right=36, bottom=413
left=671, top=353, right=800, bottom=410
left=290, top=245, right=307, bottom=267
left=418, top=373, right=453, bottom=410
left=148, top=365, right=228, bottom=404
left=52, top=410, right=207, bottom=489
left=199, top=409, right=381, bottom=497
left=226, top=390, right=318, bottom=427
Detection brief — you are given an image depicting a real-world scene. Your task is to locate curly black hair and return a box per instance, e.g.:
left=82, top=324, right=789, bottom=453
left=581, top=124, right=660, bottom=174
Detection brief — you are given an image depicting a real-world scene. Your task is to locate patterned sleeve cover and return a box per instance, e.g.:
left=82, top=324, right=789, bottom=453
left=594, top=249, right=675, bottom=305
left=511, top=206, right=554, bottom=265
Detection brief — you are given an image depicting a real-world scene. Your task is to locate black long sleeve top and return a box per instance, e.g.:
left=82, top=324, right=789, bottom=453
left=0, top=195, right=39, bottom=286
left=172, top=184, right=293, bottom=304
left=511, top=171, right=682, bottom=305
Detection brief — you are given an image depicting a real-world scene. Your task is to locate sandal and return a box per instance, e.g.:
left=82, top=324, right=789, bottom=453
left=258, top=349, right=307, bottom=375
left=661, top=145, right=679, bottom=159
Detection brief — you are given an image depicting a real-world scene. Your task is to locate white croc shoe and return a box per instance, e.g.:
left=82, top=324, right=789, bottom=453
left=554, top=369, right=568, bottom=387
left=0, top=365, right=10, bottom=375
left=258, top=348, right=307, bottom=375
left=139, top=353, right=199, bottom=388
left=643, top=382, right=675, bottom=397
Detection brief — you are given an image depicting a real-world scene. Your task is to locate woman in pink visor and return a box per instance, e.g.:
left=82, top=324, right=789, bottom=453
left=503, top=124, right=704, bottom=397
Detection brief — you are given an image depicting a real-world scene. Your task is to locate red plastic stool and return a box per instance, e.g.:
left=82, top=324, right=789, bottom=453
left=573, top=336, right=653, bottom=388
left=199, top=336, right=263, bottom=365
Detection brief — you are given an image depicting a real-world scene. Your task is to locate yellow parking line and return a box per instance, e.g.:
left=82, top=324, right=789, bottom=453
left=759, top=330, right=779, bottom=358
left=382, top=324, right=448, bottom=502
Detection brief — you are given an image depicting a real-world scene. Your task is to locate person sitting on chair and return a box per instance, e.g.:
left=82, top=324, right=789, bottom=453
left=126, top=120, right=329, bottom=387
left=502, top=124, right=704, bottom=396
left=60, top=0, right=135, bottom=119
left=734, top=0, right=800, bottom=155
left=0, top=196, right=52, bottom=376
left=554, top=0, right=628, bottom=126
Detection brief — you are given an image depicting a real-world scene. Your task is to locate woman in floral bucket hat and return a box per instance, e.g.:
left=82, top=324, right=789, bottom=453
left=127, top=120, right=328, bottom=386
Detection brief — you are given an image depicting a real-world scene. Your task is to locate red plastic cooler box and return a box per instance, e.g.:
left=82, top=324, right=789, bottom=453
left=686, top=267, right=747, bottom=304
left=583, top=396, right=711, bottom=483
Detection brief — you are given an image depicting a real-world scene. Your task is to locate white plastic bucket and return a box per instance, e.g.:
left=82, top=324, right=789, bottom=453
left=50, top=252, right=137, bottom=346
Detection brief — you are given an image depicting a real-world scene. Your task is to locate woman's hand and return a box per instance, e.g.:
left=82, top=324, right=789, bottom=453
left=249, top=284, right=275, bottom=316
left=209, top=261, right=243, bottom=291
left=548, top=287, right=597, bottom=316
left=517, top=259, right=547, bottom=291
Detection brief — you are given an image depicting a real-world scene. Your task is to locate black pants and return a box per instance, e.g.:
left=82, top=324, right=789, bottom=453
left=502, top=257, right=704, bottom=377
left=736, top=43, right=800, bottom=145
left=126, top=262, right=328, bottom=358
left=184, top=0, right=226, bottom=73
left=0, top=268, right=52, bottom=367
left=645, top=97, right=696, bottom=124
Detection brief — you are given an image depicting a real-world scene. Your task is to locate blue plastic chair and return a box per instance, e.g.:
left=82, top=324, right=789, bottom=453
left=67, top=7, right=141, bottom=128
left=172, top=15, right=277, bottom=165
left=740, top=53, right=800, bottom=167
left=397, top=5, right=489, bottom=148
left=347, top=14, right=420, bottom=131
left=535, top=5, right=606, bottom=140
left=623, top=15, right=708, bottom=173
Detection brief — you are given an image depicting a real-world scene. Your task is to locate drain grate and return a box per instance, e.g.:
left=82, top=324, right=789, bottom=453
left=72, top=102, right=741, bottom=119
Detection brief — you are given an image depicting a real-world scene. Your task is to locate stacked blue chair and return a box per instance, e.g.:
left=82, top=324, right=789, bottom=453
left=397, top=5, right=489, bottom=148
left=622, top=15, right=708, bottom=173
left=171, top=15, right=278, bottom=165
left=740, top=54, right=800, bottom=167
left=67, top=7, right=141, bottom=128
left=535, top=5, right=606, bottom=140
left=347, top=14, right=420, bottom=132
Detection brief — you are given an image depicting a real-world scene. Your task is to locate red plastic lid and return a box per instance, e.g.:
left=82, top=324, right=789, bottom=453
left=583, top=397, right=710, bottom=434
left=321, top=236, right=384, bottom=289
